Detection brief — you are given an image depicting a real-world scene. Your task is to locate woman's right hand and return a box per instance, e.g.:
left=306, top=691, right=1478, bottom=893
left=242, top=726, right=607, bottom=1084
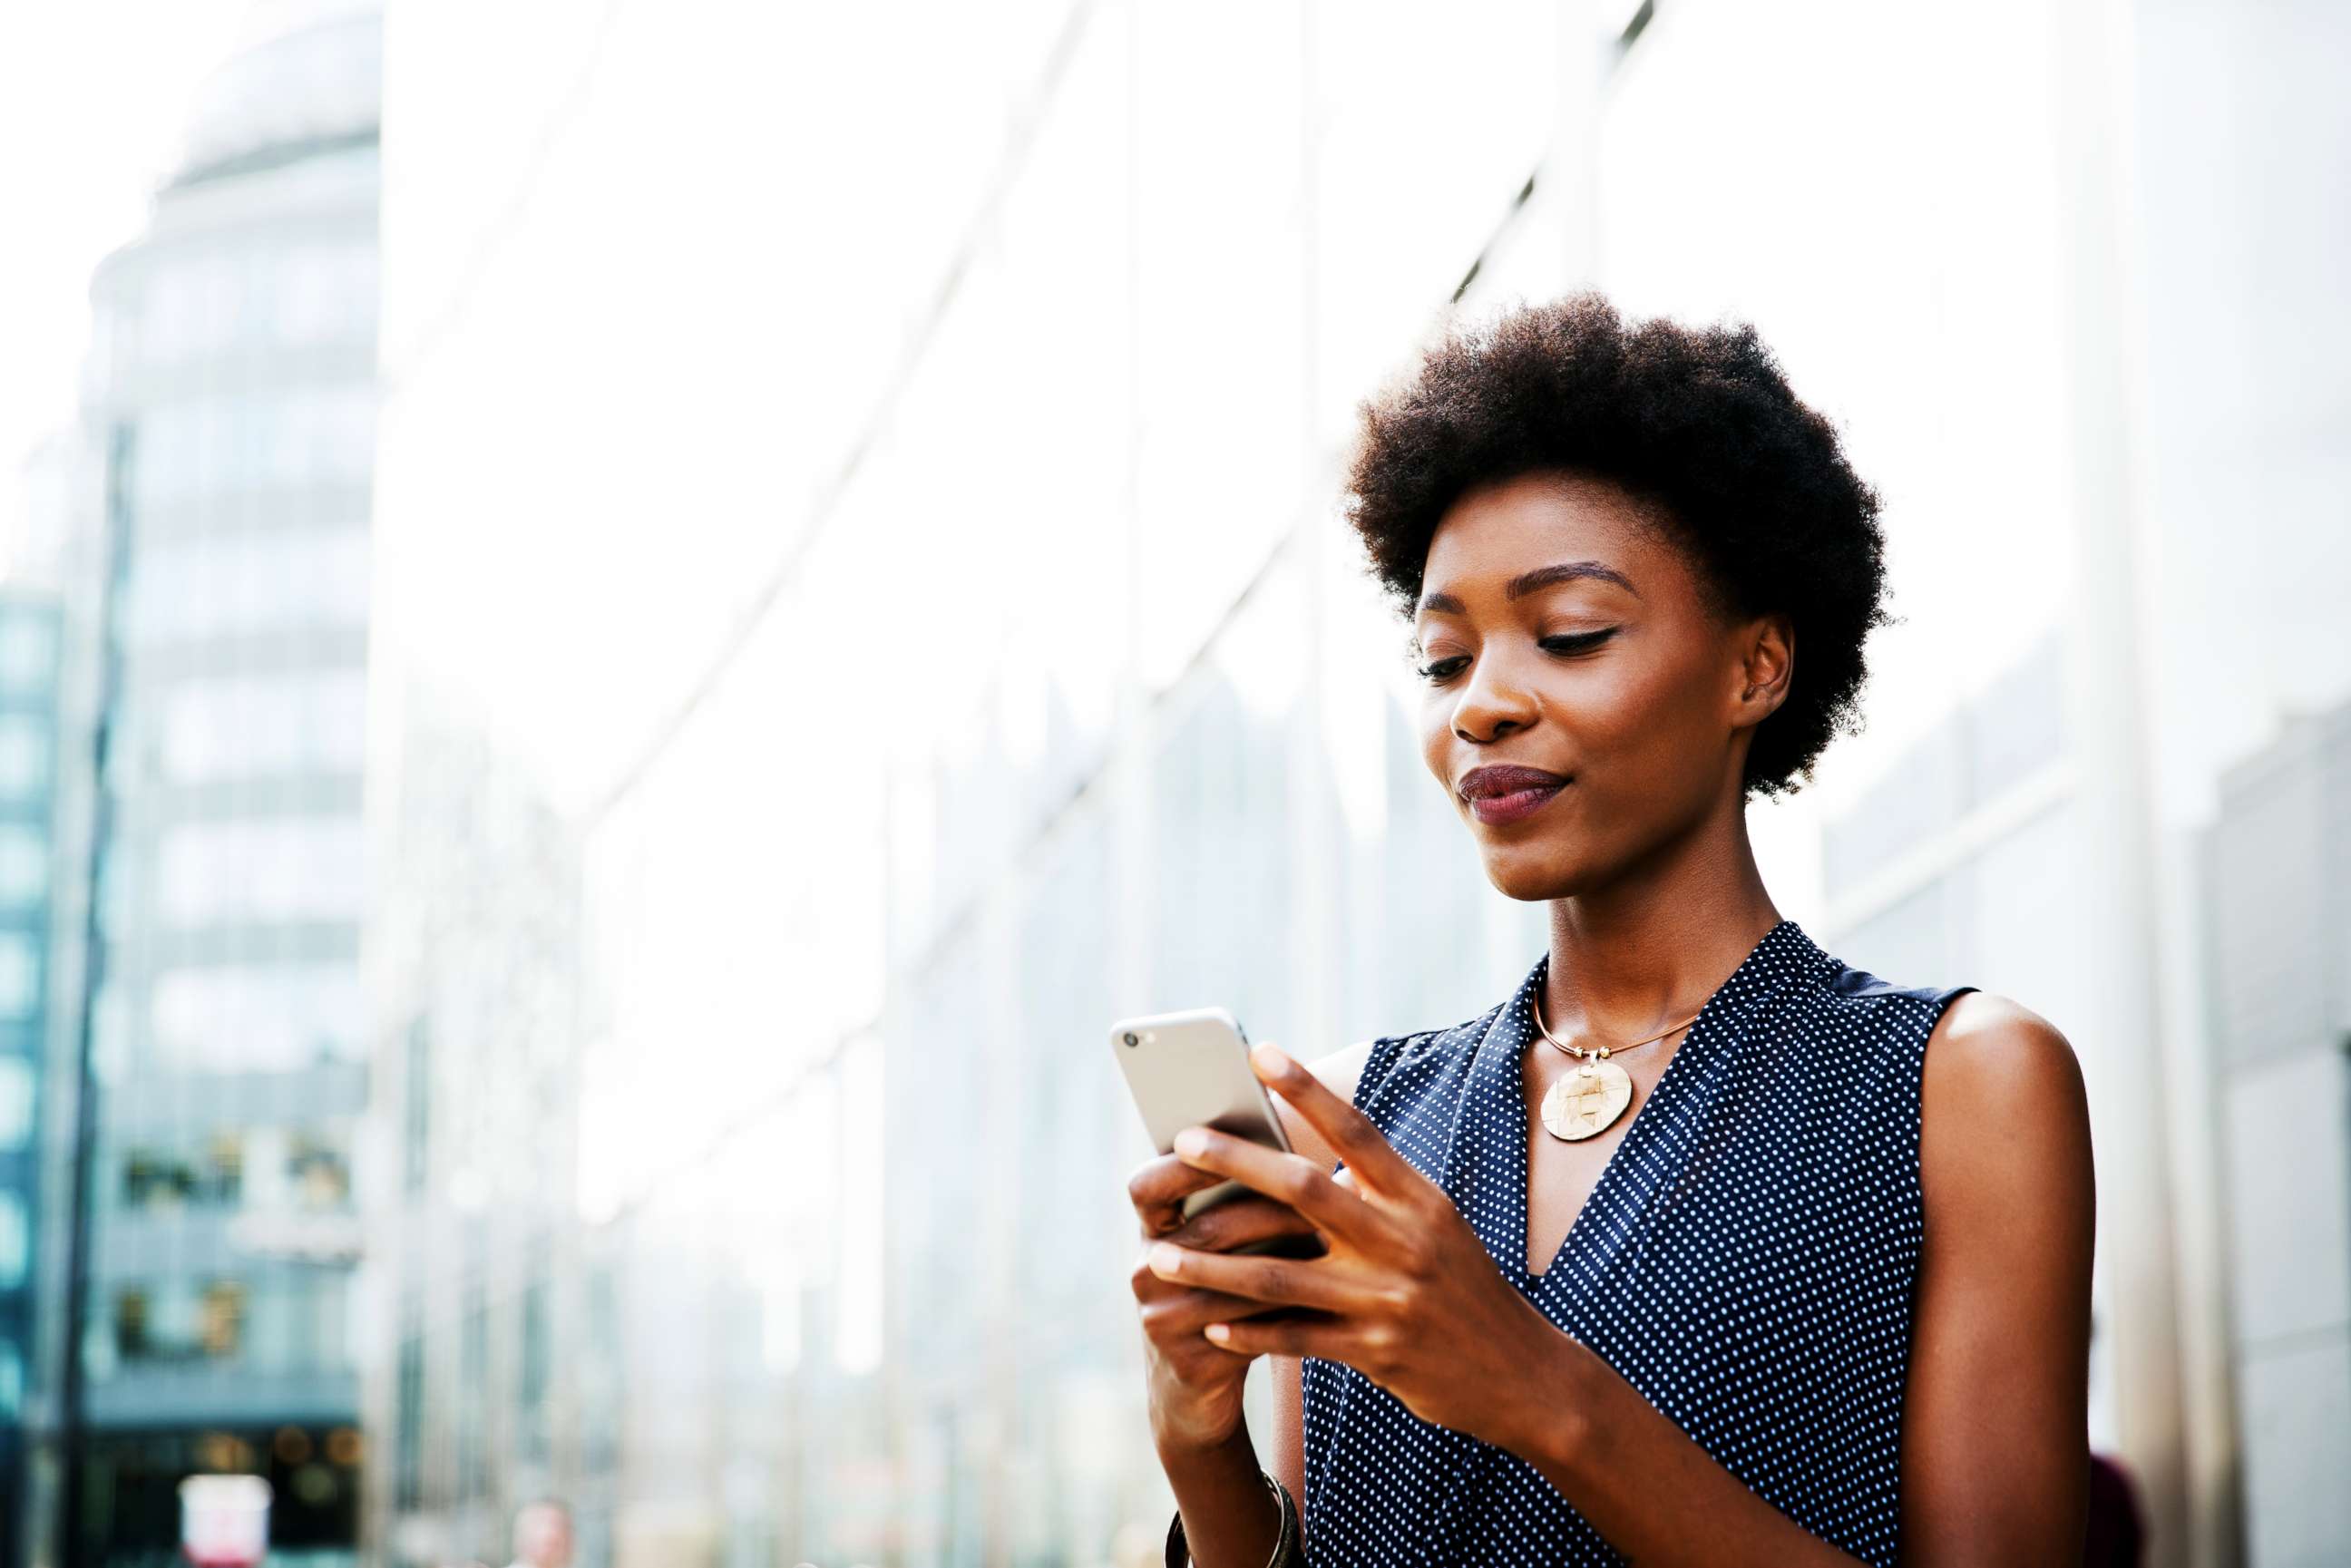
left=1127, top=1150, right=1324, bottom=1454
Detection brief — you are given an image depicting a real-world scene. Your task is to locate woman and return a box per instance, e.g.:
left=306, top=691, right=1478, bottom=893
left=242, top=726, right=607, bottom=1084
left=1126, top=293, right=2095, bottom=1565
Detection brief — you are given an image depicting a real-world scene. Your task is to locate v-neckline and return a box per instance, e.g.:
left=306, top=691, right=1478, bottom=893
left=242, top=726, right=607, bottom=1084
left=1495, top=919, right=1809, bottom=1288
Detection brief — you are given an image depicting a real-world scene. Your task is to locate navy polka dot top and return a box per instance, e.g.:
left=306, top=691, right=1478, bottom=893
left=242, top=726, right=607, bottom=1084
left=1299, top=918, right=1976, bottom=1566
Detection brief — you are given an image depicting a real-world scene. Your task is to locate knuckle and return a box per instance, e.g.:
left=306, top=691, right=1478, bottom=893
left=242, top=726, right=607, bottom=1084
left=1277, top=1159, right=1321, bottom=1205
left=1126, top=1158, right=1158, bottom=1201
left=1394, top=1222, right=1439, bottom=1276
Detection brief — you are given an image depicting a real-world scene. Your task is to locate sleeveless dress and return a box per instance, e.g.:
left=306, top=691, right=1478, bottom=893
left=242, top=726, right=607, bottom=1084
left=1299, top=917, right=1977, bottom=1566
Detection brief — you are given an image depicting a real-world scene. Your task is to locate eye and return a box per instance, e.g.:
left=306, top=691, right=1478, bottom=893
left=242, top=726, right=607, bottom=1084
left=1540, top=629, right=1615, bottom=656
left=1414, top=655, right=1469, bottom=683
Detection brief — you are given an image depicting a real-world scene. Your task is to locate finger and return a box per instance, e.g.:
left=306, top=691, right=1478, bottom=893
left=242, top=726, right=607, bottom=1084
left=1147, top=1242, right=1355, bottom=1313
left=1164, top=1195, right=1319, bottom=1253
left=1198, top=1310, right=1352, bottom=1359
left=1127, top=1151, right=1232, bottom=1233
left=1133, top=1246, right=1308, bottom=1311
left=1138, top=1280, right=1301, bottom=1334
left=1249, top=1041, right=1423, bottom=1197
left=1170, top=1126, right=1380, bottom=1249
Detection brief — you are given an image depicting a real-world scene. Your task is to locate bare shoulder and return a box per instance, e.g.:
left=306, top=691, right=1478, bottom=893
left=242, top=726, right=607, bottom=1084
left=1921, top=990, right=2088, bottom=1120
left=1272, top=1037, right=1379, bottom=1172
left=1918, top=990, right=2093, bottom=1224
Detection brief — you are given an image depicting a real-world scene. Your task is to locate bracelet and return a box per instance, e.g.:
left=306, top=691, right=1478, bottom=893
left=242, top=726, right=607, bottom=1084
left=1164, top=1469, right=1302, bottom=1567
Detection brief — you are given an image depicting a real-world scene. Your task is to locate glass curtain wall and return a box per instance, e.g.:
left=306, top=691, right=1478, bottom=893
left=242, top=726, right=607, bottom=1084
left=58, top=10, right=384, bottom=1563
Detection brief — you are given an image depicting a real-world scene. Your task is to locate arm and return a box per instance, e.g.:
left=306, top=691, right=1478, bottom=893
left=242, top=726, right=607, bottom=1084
left=1897, top=993, right=2095, bottom=1561
left=1156, top=1428, right=1285, bottom=1568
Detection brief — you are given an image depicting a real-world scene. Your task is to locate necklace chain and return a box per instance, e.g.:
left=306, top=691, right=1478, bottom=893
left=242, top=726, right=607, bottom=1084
left=1529, top=985, right=1702, bottom=1062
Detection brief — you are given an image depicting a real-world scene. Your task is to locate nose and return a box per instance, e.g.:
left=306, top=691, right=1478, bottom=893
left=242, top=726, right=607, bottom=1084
left=1450, top=647, right=1537, bottom=743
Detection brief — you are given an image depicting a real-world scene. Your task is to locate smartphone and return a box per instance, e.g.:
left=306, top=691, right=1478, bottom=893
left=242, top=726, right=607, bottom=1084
left=1110, top=1007, right=1326, bottom=1259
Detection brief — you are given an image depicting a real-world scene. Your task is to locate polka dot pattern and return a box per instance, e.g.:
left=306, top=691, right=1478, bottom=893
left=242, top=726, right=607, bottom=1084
left=1299, top=918, right=1976, bottom=1565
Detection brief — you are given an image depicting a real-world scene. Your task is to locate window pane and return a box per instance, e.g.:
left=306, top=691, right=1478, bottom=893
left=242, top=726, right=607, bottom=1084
left=156, top=818, right=365, bottom=925
left=0, top=716, right=51, bottom=802
left=150, top=961, right=365, bottom=1070
left=126, top=529, right=370, bottom=648
left=0, top=1193, right=26, bottom=1287
left=0, top=616, right=56, bottom=695
left=0, top=932, right=39, bottom=1019
left=0, top=825, right=44, bottom=906
left=0, top=1058, right=32, bottom=1148
left=159, top=670, right=367, bottom=783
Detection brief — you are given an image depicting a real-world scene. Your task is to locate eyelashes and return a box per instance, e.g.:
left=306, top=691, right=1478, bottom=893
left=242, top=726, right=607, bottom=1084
left=1414, top=629, right=1617, bottom=685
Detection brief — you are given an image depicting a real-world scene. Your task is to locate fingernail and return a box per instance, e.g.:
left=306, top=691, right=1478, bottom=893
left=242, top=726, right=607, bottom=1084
left=1252, top=1042, right=1293, bottom=1076
left=1205, top=1323, right=1231, bottom=1343
left=1174, top=1128, right=1208, bottom=1159
left=1148, top=1242, right=1182, bottom=1276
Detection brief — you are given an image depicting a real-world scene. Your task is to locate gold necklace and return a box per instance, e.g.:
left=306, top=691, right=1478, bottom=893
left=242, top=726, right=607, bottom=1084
left=1529, top=987, right=1702, bottom=1143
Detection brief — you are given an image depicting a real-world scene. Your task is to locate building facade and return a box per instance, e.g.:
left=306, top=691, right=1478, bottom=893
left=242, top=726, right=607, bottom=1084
left=39, top=4, right=384, bottom=1561
left=2204, top=707, right=2351, bottom=1567
left=356, top=698, right=589, bottom=1568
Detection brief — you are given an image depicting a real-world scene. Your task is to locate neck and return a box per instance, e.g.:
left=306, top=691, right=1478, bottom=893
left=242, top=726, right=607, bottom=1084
left=1540, top=803, right=1782, bottom=1043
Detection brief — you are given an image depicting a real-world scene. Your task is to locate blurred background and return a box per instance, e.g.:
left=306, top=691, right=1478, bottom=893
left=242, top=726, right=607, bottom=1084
left=0, top=0, right=2344, bottom=1563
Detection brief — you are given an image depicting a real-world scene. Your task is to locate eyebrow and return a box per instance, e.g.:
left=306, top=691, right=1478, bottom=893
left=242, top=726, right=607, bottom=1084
left=1416, top=560, right=1638, bottom=618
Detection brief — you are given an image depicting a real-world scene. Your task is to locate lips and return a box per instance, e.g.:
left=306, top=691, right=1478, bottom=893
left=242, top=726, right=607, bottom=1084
left=1458, top=765, right=1572, bottom=801
left=1458, top=765, right=1572, bottom=826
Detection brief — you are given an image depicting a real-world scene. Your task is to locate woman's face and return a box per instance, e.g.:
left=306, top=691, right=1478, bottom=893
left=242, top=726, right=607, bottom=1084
left=1413, top=470, right=1787, bottom=902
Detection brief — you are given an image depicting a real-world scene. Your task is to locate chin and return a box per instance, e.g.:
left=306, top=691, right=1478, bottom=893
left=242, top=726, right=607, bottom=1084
left=1479, top=842, right=1587, bottom=902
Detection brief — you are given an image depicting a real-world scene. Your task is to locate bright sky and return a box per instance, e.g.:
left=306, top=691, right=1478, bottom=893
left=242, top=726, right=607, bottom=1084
left=0, top=0, right=248, bottom=567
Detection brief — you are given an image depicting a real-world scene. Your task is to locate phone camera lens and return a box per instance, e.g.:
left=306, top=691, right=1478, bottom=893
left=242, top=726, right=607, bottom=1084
left=1122, top=1031, right=1140, bottom=1047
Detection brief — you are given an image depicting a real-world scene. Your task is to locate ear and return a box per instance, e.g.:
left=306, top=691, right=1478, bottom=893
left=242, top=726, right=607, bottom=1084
left=1732, top=613, right=1794, bottom=721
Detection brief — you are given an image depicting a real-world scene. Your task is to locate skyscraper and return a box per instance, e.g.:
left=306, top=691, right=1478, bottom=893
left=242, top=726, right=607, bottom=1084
left=45, top=4, right=382, bottom=1562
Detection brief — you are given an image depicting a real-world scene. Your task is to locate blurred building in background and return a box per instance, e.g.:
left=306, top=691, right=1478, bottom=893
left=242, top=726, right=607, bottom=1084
left=0, top=589, right=66, bottom=1568
left=17, top=2, right=384, bottom=1563
left=358, top=705, right=588, bottom=1567
left=2203, top=708, right=2351, bottom=1566
left=8, top=421, right=109, bottom=1568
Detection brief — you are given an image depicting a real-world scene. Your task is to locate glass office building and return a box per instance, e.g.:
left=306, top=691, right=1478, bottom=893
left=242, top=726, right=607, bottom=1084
left=2201, top=706, right=2351, bottom=1563
left=47, top=4, right=383, bottom=1561
left=360, top=706, right=588, bottom=1567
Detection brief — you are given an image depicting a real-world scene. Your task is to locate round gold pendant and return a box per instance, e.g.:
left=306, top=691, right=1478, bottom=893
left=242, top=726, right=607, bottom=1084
left=1540, top=1058, right=1633, bottom=1142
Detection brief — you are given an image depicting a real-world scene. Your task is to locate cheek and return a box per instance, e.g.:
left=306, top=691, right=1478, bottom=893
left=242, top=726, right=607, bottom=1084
left=1573, top=672, right=1654, bottom=753
left=1585, top=666, right=1725, bottom=794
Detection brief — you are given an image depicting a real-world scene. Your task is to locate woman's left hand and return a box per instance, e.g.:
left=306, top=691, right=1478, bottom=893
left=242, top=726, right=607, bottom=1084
left=1146, top=1040, right=1565, bottom=1451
